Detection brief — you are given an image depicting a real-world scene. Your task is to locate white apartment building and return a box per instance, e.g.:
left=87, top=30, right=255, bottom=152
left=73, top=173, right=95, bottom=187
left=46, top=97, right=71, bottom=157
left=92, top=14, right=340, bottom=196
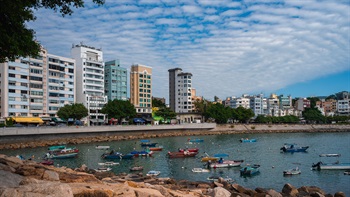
left=168, top=68, right=193, bottom=113
left=337, top=99, right=349, bottom=115
left=249, top=94, right=264, bottom=117
left=230, top=97, right=250, bottom=109
left=71, top=44, right=107, bottom=125
left=267, top=96, right=279, bottom=116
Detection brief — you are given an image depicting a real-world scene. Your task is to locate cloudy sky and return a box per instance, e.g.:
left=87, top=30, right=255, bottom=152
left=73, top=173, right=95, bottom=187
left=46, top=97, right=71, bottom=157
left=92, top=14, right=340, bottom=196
left=28, top=0, right=350, bottom=101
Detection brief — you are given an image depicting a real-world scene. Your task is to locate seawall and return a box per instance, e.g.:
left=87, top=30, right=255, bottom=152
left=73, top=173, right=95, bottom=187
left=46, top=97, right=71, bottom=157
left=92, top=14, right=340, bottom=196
left=0, top=123, right=349, bottom=150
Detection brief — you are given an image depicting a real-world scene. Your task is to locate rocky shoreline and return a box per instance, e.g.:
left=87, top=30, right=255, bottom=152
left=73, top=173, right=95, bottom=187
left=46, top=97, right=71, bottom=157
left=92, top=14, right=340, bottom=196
left=0, top=154, right=347, bottom=197
left=0, top=124, right=349, bottom=150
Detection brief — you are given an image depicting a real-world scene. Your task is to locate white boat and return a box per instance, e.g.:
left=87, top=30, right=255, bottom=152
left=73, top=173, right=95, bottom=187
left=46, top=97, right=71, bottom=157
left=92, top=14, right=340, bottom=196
left=98, top=162, right=119, bottom=166
left=344, top=170, right=350, bottom=175
left=207, top=176, right=234, bottom=183
left=210, top=160, right=244, bottom=168
left=96, top=145, right=110, bottom=150
left=192, top=168, right=210, bottom=172
left=95, top=167, right=112, bottom=172
left=312, top=162, right=350, bottom=170
left=319, top=154, right=341, bottom=157
left=283, top=168, right=301, bottom=175
left=146, top=170, right=161, bottom=176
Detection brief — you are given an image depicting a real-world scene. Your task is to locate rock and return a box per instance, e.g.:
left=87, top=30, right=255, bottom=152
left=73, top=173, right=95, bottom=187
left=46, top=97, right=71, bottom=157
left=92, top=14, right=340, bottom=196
left=282, top=183, right=299, bottom=197
left=311, top=192, right=326, bottom=197
left=266, top=189, right=282, bottom=197
left=0, top=163, right=16, bottom=173
left=147, top=184, right=170, bottom=196
left=42, top=170, right=59, bottom=181
left=334, top=192, right=346, bottom=197
left=207, top=187, right=231, bottom=197
left=304, top=186, right=326, bottom=195
left=0, top=170, right=24, bottom=188
left=213, top=181, right=223, bottom=187
left=255, top=187, right=268, bottom=193
left=132, top=187, right=164, bottom=197
left=231, top=184, right=256, bottom=196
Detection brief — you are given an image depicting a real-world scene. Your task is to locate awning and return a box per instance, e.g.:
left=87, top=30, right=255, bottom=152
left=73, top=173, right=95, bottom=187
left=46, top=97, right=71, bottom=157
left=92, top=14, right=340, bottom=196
left=11, top=117, right=44, bottom=124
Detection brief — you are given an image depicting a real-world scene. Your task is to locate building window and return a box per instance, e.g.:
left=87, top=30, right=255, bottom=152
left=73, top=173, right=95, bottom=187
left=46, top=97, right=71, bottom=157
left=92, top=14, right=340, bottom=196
left=9, top=89, right=16, bottom=93
left=9, top=73, right=15, bottom=78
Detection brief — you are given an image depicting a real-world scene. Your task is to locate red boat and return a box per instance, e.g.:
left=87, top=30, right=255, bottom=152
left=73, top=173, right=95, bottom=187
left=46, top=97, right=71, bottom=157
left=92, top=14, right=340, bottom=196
left=149, top=147, right=163, bottom=151
left=178, top=148, right=199, bottom=153
left=168, top=151, right=198, bottom=158
left=40, top=160, right=54, bottom=165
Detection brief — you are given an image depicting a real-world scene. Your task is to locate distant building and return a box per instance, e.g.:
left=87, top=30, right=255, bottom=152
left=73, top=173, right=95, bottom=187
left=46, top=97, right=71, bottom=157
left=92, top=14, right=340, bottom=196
left=168, top=68, right=193, bottom=113
left=267, top=94, right=279, bottom=116
left=279, top=95, right=292, bottom=110
left=104, top=60, right=127, bottom=101
left=295, top=98, right=311, bottom=111
left=71, top=44, right=107, bottom=125
left=130, top=64, right=152, bottom=116
left=249, top=94, right=264, bottom=117
left=316, top=99, right=337, bottom=116
left=337, top=99, right=349, bottom=116
left=230, top=96, right=250, bottom=109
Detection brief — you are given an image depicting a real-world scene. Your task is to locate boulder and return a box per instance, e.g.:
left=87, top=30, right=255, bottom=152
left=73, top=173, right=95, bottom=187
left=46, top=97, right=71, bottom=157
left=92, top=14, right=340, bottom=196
left=266, top=189, right=282, bottom=197
left=0, top=170, right=24, bottom=188
left=42, top=170, right=59, bottom=181
left=310, top=192, right=326, bottom=197
left=282, top=183, right=299, bottom=197
left=132, top=187, right=163, bottom=197
left=304, top=186, right=326, bottom=195
left=208, top=187, right=231, bottom=197
left=334, top=192, right=346, bottom=197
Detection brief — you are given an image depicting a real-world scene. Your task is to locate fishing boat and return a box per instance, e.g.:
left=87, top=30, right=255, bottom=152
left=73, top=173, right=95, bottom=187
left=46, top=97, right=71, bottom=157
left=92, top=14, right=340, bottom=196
left=101, top=151, right=134, bottom=159
left=201, top=153, right=228, bottom=162
left=210, top=160, right=244, bottom=168
left=95, top=145, right=110, bottom=150
left=130, top=150, right=153, bottom=157
left=130, top=166, right=144, bottom=171
left=178, top=148, right=199, bottom=152
left=240, top=138, right=257, bottom=143
left=319, top=154, right=341, bottom=157
left=46, top=152, right=78, bottom=159
left=283, top=167, right=301, bottom=175
left=48, top=145, right=66, bottom=151
left=95, top=167, right=112, bottom=172
left=149, top=146, right=163, bottom=151
left=240, top=164, right=260, bottom=176
left=168, top=151, right=198, bottom=158
left=280, top=143, right=309, bottom=152
left=146, top=170, right=161, bottom=176
left=140, top=140, right=158, bottom=147
left=51, top=147, right=79, bottom=154
left=98, top=161, right=119, bottom=166
left=192, top=168, right=210, bottom=172
left=312, top=161, right=350, bottom=170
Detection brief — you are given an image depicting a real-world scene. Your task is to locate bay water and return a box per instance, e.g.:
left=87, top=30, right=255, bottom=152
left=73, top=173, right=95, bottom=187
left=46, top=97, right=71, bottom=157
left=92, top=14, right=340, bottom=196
left=1, top=132, right=349, bottom=194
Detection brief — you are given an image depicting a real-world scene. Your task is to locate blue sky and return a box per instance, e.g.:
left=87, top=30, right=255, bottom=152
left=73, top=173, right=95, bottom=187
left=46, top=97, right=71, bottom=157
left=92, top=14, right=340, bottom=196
left=28, top=0, right=350, bottom=101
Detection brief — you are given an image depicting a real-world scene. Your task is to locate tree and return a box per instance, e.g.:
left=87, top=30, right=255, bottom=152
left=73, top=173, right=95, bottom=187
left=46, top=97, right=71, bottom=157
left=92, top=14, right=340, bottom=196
left=232, top=106, right=255, bottom=123
left=307, top=97, right=320, bottom=108
left=0, top=0, right=104, bottom=63
left=302, top=108, right=326, bottom=123
left=205, top=103, right=232, bottom=124
left=154, top=107, right=176, bottom=121
left=101, top=99, right=136, bottom=123
left=57, top=103, right=88, bottom=120
left=152, top=98, right=166, bottom=108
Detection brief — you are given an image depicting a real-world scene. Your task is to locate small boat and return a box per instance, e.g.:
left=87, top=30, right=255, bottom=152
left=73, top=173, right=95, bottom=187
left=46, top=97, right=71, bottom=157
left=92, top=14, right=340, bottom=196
left=95, top=167, right=112, bottom=172
left=207, top=176, right=234, bottom=183
left=344, top=170, right=350, bottom=175
left=319, top=154, right=341, bottom=157
left=130, top=150, right=153, bottom=157
left=48, top=145, right=66, bottom=151
left=188, top=138, right=204, bottom=143
left=51, top=148, right=79, bottom=154
left=149, top=146, right=163, bottom=151
left=40, top=160, right=54, bottom=165
left=168, top=151, right=198, bottom=158
left=312, top=161, right=350, bottom=170
left=95, top=145, right=110, bottom=150
left=140, top=139, right=158, bottom=147
left=280, top=143, right=309, bottom=152
left=240, top=138, right=257, bottom=143
left=130, top=166, right=144, bottom=171
left=146, top=170, right=161, bottom=176
left=283, top=167, right=301, bottom=175
left=178, top=148, right=199, bottom=152
left=98, top=162, right=119, bottom=166
left=240, top=164, right=260, bottom=176
left=101, top=151, right=134, bottom=159
left=210, top=160, right=244, bottom=168
left=46, top=152, right=78, bottom=159
left=201, top=157, right=219, bottom=162
left=192, top=168, right=210, bottom=172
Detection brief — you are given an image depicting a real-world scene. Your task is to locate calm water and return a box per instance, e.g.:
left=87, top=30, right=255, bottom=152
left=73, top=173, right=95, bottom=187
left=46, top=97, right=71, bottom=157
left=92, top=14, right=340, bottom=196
left=1, top=132, right=349, bottom=195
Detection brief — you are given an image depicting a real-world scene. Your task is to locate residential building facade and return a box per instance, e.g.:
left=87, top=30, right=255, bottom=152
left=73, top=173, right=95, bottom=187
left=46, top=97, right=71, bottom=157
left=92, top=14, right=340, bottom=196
left=295, top=98, right=311, bottom=111
left=249, top=94, right=264, bottom=117
left=168, top=68, right=193, bottom=113
left=104, top=60, right=127, bottom=101
left=130, top=64, right=152, bottom=116
left=71, top=44, right=107, bottom=125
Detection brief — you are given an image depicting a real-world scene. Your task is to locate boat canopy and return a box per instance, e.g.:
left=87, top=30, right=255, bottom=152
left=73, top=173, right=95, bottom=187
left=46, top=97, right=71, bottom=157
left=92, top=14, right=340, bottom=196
left=214, top=153, right=229, bottom=157
left=140, top=139, right=150, bottom=142
left=11, top=117, right=44, bottom=124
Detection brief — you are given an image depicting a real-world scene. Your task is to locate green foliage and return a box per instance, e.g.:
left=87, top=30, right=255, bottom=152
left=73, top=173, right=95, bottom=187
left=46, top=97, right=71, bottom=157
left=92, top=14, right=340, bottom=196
left=0, top=0, right=104, bottom=63
left=232, top=106, right=255, bottom=123
left=101, top=99, right=136, bottom=122
left=205, top=103, right=232, bottom=124
left=152, top=98, right=166, bottom=108
left=326, top=115, right=350, bottom=123
left=251, top=126, right=255, bottom=129
left=302, top=108, right=326, bottom=123
left=57, top=103, right=88, bottom=120
left=326, top=94, right=337, bottom=100
left=5, top=118, right=14, bottom=127
left=154, top=107, right=176, bottom=120
left=254, top=115, right=299, bottom=124
left=307, top=97, right=320, bottom=108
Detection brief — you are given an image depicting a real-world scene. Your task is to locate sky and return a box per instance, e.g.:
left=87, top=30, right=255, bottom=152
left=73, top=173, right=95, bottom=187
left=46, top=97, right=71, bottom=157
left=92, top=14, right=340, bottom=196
left=28, top=0, right=350, bottom=101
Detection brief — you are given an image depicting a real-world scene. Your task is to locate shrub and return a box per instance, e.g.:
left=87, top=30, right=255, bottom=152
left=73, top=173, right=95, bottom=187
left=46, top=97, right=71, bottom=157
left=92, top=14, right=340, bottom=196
left=251, top=126, right=255, bottom=130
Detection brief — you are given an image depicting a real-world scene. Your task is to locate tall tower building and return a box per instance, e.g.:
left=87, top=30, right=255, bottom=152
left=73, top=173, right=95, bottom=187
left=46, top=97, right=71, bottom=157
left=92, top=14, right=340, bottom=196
left=168, top=68, right=193, bottom=113
left=104, top=60, right=127, bottom=101
left=130, top=64, right=152, bottom=116
left=71, top=44, right=107, bottom=125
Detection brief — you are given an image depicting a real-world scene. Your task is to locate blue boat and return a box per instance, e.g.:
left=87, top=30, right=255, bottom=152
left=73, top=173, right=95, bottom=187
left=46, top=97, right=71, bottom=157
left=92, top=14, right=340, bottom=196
left=280, top=143, right=309, bottom=152
left=101, top=151, right=134, bottom=159
left=48, top=145, right=66, bottom=151
left=46, top=152, right=78, bottom=159
left=240, top=164, right=260, bottom=176
left=240, top=138, right=257, bottom=143
left=140, top=140, right=158, bottom=147
left=188, top=138, right=204, bottom=143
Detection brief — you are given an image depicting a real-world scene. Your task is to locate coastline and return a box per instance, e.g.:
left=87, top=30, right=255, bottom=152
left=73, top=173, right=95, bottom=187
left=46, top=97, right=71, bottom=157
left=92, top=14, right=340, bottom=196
left=0, top=124, right=349, bottom=150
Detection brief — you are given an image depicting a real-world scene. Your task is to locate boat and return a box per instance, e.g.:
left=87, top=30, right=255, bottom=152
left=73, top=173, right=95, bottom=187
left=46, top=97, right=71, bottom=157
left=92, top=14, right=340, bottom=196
left=312, top=161, right=350, bottom=170
left=210, top=160, right=244, bottom=168
left=192, top=168, right=210, bottom=172
left=95, top=167, right=112, bottom=172
left=167, top=151, right=198, bottom=158
left=319, top=154, right=341, bottom=157
left=240, top=138, right=257, bottom=143
left=40, top=160, right=54, bottom=165
left=130, top=166, right=144, bottom=171
left=140, top=139, right=158, bottom=147
left=146, top=170, right=161, bottom=176
left=201, top=153, right=228, bottom=162
left=280, top=143, right=309, bottom=152
left=101, top=151, right=134, bottom=159
left=95, top=145, right=110, bottom=150
left=48, top=145, right=66, bottom=151
left=46, top=152, right=78, bottom=159
left=178, top=148, right=199, bottom=152
left=207, top=176, right=234, bottom=183
left=240, top=164, right=260, bottom=176
left=51, top=147, right=79, bottom=154
left=98, top=162, right=119, bottom=166
left=149, top=146, right=163, bottom=151
left=188, top=138, right=204, bottom=143
left=283, top=167, right=301, bottom=175
left=344, top=170, right=350, bottom=175
left=130, top=150, right=153, bottom=157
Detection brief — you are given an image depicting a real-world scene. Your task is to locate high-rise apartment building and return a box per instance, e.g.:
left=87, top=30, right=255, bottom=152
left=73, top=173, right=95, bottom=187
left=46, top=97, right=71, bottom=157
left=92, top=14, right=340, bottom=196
left=130, top=64, right=152, bottom=115
left=249, top=94, right=264, bottom=116
left=279, top=95, right=292, bottom=110
left=71, top=44, right=107, bottom=125
left=104, top=60, right=127, bottom=101
left=168, top=68, right=193, bottom=113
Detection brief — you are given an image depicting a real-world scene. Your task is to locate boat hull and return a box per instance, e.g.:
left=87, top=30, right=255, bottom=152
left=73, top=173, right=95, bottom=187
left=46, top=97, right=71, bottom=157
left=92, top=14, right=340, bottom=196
left=312, top=162, right=350, bottom=170
left=168, top=152, right=198, bottom=158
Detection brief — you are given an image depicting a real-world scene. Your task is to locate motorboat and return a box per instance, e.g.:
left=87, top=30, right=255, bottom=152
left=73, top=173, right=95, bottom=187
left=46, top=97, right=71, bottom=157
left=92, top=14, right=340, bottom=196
left=95, top=145, right=110, bottom=150
left=283, top=167, right=301, bottom=175
left=312, top=161, right=350, bottom=170
left=146, top=170, right=161, bottom=176
left=210, top=160, right=244, bottom=168
left=168, top=151, right=198, bottom=158
left=98, top=162, right=119, bottom=166
left=192, top=168, right=210, bottom=172
left=95, top=167, right=112, bottom=172
left=280, top=143, right=309, bottom=152
left=240, top=164, right=260, bottom=176
left=240, top=138, right=257, bottom=143
left=130, top=166, right=144, bottom=171
left=319, top=154, right=341, bottom=157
